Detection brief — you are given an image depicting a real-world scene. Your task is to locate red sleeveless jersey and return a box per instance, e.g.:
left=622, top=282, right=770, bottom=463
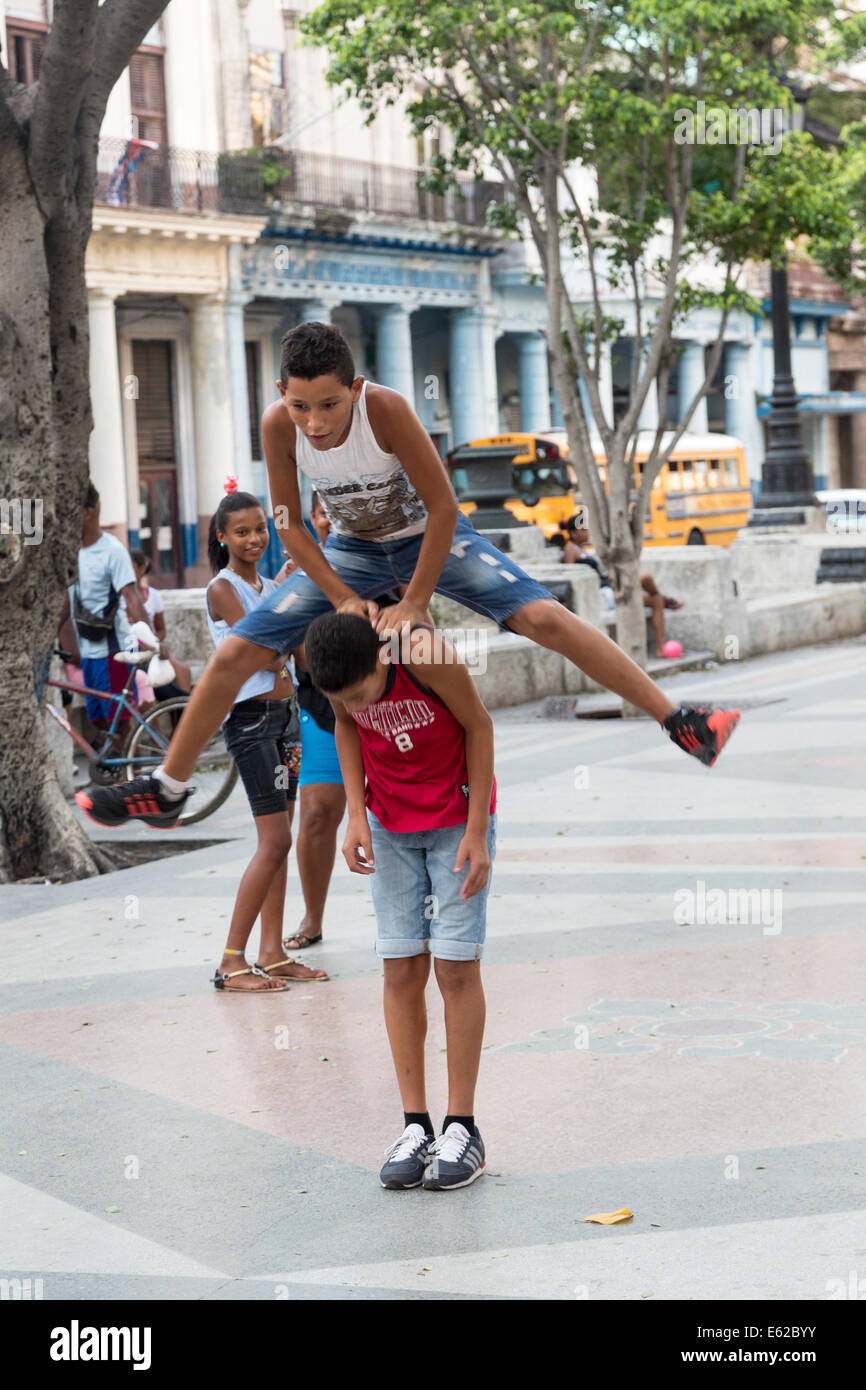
left=351, top=660, right=496, bottom=833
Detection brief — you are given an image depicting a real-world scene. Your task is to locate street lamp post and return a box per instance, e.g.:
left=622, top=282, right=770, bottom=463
left=749, top=261, right=819, bottom=523
left=749, top=85, right=819, bottom=528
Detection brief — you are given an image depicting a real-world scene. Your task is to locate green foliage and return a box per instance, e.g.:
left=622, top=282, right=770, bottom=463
left=301, top=0, right=866, bottom=560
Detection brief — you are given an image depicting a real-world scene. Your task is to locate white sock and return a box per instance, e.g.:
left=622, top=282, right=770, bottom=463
left=154, top=766, right=187, bottom=799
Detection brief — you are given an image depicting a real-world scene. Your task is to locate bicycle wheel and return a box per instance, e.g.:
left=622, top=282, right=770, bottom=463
left=124, top=697, right=238, bottom=826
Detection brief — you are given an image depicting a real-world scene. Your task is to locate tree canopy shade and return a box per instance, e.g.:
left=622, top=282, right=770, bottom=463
left=303, top=0, right=862, bottom=676
left=0, top=0, right=170, bottom=880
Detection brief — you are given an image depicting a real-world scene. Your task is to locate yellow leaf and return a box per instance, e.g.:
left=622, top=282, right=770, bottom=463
left=583, top=1207, right=633, bottom=1225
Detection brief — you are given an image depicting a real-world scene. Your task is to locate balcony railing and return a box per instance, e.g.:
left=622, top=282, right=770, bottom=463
left=94, top=138, right=506, bottom=228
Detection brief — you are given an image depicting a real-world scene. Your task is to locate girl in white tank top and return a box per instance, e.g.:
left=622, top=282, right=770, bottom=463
left=294, top=380, right=428, bottom=543
left=205, top=490, right=328, bottom=994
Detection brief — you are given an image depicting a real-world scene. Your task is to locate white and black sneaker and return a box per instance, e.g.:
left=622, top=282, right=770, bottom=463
left=379, top=1123, right=433, bottom=1190
left=422, top=1123, right=486, bottom=1191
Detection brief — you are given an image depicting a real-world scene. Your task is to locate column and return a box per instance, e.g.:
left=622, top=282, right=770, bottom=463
left=516, top=332, right=551, bottom=431
left=679, top=339, right=709, bottom=433
left=187, top=294, right=235, bottom=565
left=88, top=290, right=128, bottom=536
left=225, top=290, right=255, bottom=496
left=637, top=343, right=660, bottom=431
left=449, top=307, right=498, bottom=444
left=725, top=341, right=761, bottom=485
left=578, top=341, right=614, bottom=433
left=298, top=298, right=340, bottom=324
left=551, top=370, right=564, bottom=427
left=375, top=304, right=415, bottom=401
left=597, top=340, right=614, bottom=431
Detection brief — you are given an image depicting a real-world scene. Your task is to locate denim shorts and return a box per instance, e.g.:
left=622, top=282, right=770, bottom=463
left=368, top=811, right=496, bottom=962
left=232, top=512, right=553, bottom=653
left=223, top=697, right=301, bottom=816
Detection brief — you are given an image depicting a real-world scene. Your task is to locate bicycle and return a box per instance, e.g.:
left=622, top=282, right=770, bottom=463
left=45, top=647, right=238, bottom=826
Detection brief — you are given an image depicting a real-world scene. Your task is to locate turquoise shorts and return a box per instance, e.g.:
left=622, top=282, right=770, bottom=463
left=298, top=709, right=344, bottom=787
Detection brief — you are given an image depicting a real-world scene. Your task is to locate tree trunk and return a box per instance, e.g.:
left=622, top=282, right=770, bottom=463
left=0, top=93, right=111, bottom=881
left=609, top=557, right=648, bottom=719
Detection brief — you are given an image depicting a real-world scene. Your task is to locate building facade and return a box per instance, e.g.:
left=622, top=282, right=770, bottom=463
left=2, top=0, right=557, bottom=584
left=4, top=0, right=863, bottom=591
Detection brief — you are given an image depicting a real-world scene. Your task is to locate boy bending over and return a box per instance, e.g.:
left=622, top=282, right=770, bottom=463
left=305, top=611, right=494, bottom=1193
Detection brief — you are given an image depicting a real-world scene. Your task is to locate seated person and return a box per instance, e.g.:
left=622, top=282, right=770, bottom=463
left=558, top=516, right=683, bottom=657
left=123, top=550, right=192, bottom=707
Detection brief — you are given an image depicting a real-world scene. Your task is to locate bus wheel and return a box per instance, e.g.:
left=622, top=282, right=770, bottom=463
left=686, top=529, right=705, bottom=545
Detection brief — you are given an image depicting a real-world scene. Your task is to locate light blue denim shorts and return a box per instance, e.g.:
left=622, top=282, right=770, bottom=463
left=232, top=512, right=552, bottom=654
left=368, top=811, right=496, bottom=962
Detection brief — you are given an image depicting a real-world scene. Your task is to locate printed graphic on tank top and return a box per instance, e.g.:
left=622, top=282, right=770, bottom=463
left=351, top=661, right=497, bottom=833
left=294, top=380, right=428, bottom=543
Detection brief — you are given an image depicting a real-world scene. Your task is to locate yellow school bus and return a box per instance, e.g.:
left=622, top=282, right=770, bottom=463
left=446, top=430, right=752, bottom=546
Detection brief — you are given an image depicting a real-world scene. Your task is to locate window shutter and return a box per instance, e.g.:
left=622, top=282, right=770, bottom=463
left=246, top=343, right=262, bottom=460
left=129, top=52, right=167, bottom=147
left=132, top=341, right=176, bottom=467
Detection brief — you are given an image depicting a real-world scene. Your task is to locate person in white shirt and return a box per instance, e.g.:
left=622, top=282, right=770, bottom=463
left=58, top=483, right=151, bottom=731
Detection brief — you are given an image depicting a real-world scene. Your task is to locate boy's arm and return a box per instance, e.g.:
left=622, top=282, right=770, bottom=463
left=262, top=403, right=379, bottom=622
left=366, top=389, right=459, bottom=633
left=407, top=629, right=494, bottom=900
left=333, top=700, right=375, bottom=874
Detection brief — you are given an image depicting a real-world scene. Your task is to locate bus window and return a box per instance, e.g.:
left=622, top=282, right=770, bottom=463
left=722, top=457, right=741, bottom=486
left=666, top=460, right=681, bottom=490
left=708, top=460, right=721, bottom=487
left=694, top=459, right=708, bottom=485
left=680, top=460, right=696, bottom=490
left=514, top=465, right=537, bottom=493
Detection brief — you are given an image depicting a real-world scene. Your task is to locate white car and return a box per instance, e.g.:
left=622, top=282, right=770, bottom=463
left=816, top=489, right=866, bottom=534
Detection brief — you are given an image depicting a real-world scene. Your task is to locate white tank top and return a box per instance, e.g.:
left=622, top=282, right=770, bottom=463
left=206, top=568, right=292, bottom=707
left=294, top=380, right=428, bottom=543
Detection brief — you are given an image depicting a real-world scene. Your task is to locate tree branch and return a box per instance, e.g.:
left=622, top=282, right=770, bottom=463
left=89, top=0, right=171, bottom=113
left=27, top=0, right=99, bottom=210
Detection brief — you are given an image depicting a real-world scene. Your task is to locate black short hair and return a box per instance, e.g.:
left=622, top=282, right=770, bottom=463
left=304, top=612, right=380, bottom=693
left=130, top=548, right=151, bottom=572
left=84, top=481, right=99, bottom=510
left=280, top=322, right=355, bottom=388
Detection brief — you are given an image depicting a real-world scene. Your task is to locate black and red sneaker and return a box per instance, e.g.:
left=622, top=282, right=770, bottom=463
left=75, top=775, right=193, bottom=829
left=663, top=706, right=740, bottom=767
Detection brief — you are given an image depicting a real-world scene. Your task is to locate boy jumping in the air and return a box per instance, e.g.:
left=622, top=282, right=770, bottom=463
left=78, top=321, right=739, bottom=830
left=305, top=610, right=495, bottom=1190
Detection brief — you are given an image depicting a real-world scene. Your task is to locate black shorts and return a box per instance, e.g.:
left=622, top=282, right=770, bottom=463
left=223, top=696, right=301, bottom=817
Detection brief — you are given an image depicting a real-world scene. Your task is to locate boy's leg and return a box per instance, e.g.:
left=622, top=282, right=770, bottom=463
left=161, top=634, right=276, bottom=781
left=433, top=958, right=485, bottom=1114
left=400, top=514, right=739, bottom=763
left=424, top=816, right=493, bottom=1115
left=76, top=562, right=362, bottom=826
left=369, top=815, right=433, bottom=1105
left=421, top=817, right=494, bottom=1190
left=507, top=599, right=673, bottom=719
left=369, top=814, right=438, bottom=1187
left=383, top=955, right=432, bottom=1112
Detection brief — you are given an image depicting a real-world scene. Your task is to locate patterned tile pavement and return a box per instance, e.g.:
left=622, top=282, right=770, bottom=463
left=2, top=638, right=865, bottom=1300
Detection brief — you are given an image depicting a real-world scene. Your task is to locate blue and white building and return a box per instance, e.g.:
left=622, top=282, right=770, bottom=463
left=3, top=0, right=861, bottom=588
